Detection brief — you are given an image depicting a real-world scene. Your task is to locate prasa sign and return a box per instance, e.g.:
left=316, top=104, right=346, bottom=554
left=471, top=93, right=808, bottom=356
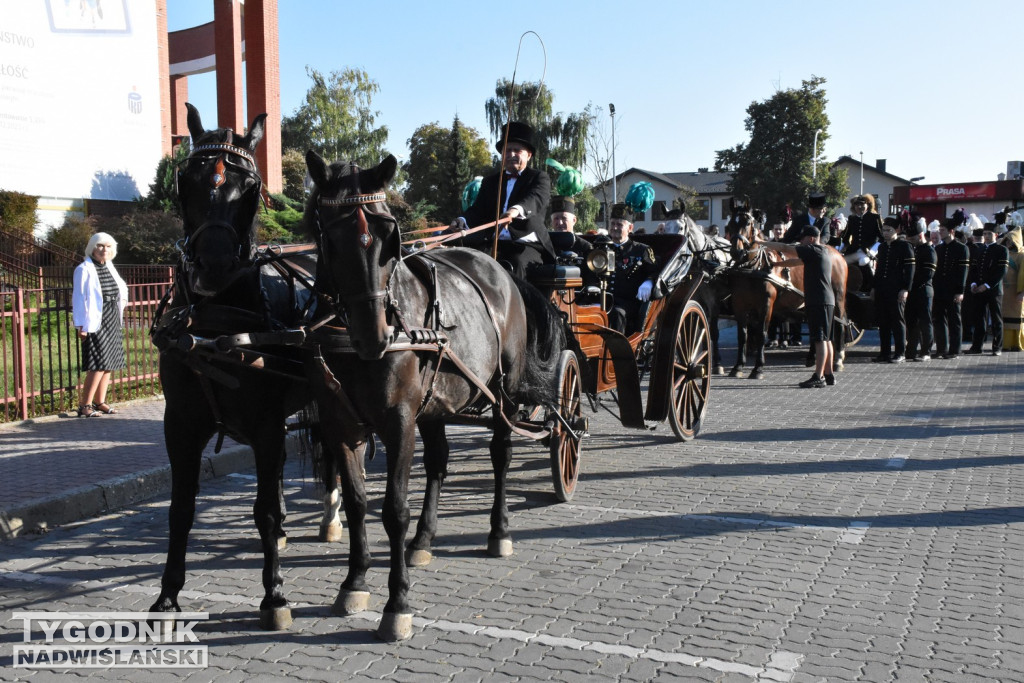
left=909, top=183, right=997, bottom=203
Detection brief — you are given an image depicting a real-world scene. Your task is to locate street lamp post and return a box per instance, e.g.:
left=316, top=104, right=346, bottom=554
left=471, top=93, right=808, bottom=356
left=859, top=151, right=864, bottom=195
left=812, top=129, right=822, bottom=182
left=609, top=103, right=617, bottom=206
left=909, top=176, right=925, bottom=185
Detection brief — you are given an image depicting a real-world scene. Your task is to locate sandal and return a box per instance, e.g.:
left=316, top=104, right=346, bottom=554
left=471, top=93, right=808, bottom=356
left=77, top=404, right=98, bottom=418
left=93, top=402, right=118, bottom=415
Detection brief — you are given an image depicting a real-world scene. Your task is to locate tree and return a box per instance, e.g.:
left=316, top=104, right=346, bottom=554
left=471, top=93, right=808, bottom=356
left=281, top=67, right=390, bottom=168
left=581, top=103, right=616, bottom=227
left=714, top=76, right=847, bottom=213
left=484, top=80, right=588, bottom=170
left=402, top=118, right=491, bottom=223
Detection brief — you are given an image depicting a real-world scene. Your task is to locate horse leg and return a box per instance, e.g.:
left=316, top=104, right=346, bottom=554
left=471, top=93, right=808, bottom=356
left=376, top=418, right=417, bottom=642
left=149, top=401, right=214, bottom=624
left=318, top=445, right=344, bottom=543
left=750, top=298, right=772, bottom=380
left=329, top=439, right=372, bottom=617
left=407, top=421, right=448, bottom=567
left=730, top=318, right=747, bottom=377
left=275, top=465, right=287, bottom=550
left=487, top=414, right=514, bottom=558
left=252, top=428, right=292, bottom=630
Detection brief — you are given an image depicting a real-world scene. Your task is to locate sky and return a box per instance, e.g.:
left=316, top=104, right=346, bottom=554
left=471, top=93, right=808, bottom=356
left=168, top=0, right=1022, bottom=186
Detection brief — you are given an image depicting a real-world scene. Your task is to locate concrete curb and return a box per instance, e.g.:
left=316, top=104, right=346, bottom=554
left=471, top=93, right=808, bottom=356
left=0, top=443, right=255, bottom=541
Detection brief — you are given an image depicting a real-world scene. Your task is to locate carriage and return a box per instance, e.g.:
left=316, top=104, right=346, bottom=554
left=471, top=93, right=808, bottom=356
left=520, top=231, right=713, bottom=500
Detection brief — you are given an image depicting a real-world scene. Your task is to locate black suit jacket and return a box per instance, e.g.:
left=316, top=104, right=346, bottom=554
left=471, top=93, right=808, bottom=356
left=783, top=212, right=830, bottom=244
left=461, top=166, right=554, bottom=260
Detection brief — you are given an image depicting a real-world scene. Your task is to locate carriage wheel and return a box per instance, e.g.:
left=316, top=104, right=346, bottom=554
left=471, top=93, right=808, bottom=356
left=847, top=322, right=866, bottom=347
left=668, top=301, right=712, bottom=442
left=549, top=350, right=584, bottom=502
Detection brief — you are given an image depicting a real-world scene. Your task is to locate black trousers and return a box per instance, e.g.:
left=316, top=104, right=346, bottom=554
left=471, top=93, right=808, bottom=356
left=932, top=288, right=963, bottom=356
left=970, top=288, right=1003, bottom=351
left=609, top=298, right=643, bottom=335
left=905, top=286, right=933, bottom=357
left=876, top=289, right=907, bottom=357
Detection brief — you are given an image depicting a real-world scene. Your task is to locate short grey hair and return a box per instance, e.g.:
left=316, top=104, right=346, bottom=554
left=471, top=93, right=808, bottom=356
left=84, top=232, right=118, bottom=260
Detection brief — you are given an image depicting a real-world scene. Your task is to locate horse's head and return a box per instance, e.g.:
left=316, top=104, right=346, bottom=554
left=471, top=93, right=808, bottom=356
left=176, top=103, right=266, bottom=297
left=305, top=151, right=400, bottom=360
left=724, top=207, right=758, bottom=263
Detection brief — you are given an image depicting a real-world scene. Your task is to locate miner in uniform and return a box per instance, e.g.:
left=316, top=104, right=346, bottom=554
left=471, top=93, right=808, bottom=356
left=605, top=203, right=658, bottom=334
left=873, top=215, right=916, bottom=363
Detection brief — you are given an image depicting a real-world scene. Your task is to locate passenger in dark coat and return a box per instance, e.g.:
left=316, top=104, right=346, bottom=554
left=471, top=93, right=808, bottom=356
left=451, top=121, right=554, bottom=278
left=842, top=194, right=884, bottom=292
left=966, top=225, right=1010, bottom=355
left=873, top=216, right=915, bottom=363
left=783, top=192, right=830, bottom=244
left=605, top=203, right=658, bottom=335
left=932, top=219, right=970, bottom=358
left=905, top=219, right=937, bottom=360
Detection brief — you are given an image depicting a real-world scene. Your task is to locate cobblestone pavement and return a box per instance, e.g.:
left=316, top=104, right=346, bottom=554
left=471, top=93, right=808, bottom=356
left=0, top=335, right=1021, bottom=682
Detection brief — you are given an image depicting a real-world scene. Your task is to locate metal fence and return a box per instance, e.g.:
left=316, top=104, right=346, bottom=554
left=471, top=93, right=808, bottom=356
left=0, top=278, right=171, bottom=421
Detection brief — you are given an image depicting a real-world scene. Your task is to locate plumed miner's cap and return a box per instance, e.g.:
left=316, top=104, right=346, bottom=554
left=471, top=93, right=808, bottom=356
left=550, top=196, right=575, bottom=215
left=610, top=203, right=633, bottom=222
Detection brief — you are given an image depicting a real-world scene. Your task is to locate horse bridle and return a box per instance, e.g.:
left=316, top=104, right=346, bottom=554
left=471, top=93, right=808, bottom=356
left=311, top=168, right=402, bottom=316
left=176, top=142, right=264, bottom=273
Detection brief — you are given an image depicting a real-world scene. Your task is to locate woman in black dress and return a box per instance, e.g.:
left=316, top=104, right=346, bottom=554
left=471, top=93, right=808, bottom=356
left=72, top=232, right=128, bottom=417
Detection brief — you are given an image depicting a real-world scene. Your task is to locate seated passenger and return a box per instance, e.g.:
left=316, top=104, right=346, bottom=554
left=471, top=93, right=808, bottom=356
left=549, top=196, right=592, bottom=258
left=606, top=203, right=658, bottom=334
left=449, top=121, right=555, bottom=278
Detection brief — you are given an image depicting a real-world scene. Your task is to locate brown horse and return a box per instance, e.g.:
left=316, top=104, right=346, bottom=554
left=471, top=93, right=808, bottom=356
left=723, top=208, right=849, bottom=379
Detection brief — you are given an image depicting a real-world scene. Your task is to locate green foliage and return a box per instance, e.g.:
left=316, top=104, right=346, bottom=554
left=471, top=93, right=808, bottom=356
left=485, top=80, right=589, bottom=170
left=46, top=215, right=95, bottom=255
left=103, top=210, right=182, bottom=264
left=281, top=148, right=308, bottom=203
left=0, top=190, right=39, bottom=234
left=403, top=119, right=492, bottom=224
left=282, top=67, right=390, bottom=168
left=572, top=189, right=600, bottom=233
left=137, top=139, right=190, bottom=213
left=714, top=76, right=848, bottom=213
left=258, top=197, right=305, bottom=244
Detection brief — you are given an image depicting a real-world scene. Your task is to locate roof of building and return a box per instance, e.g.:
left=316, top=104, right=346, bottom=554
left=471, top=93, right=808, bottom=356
left=833, top=156, right=911, bottom=184
left=594, top=167, right=734, bottom=196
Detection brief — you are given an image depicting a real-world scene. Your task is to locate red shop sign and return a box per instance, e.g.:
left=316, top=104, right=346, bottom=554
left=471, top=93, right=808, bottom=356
left=909, top=182, right=997, bottom=202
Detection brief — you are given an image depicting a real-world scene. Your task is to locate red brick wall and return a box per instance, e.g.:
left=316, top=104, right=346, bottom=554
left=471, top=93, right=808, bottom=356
left=244, top=0, right=282, bottom=194
left=214, top=0, right=244, bottom=133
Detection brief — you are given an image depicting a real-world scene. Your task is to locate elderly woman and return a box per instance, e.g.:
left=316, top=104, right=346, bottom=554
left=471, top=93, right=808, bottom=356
left=72, top=232, right=128, bottom=417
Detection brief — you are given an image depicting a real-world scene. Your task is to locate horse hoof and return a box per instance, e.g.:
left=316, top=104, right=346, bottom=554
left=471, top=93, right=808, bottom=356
left=259, top=607, right=292, bottom=631
left=729, top=369, right=744, bottom=378
left=713, top=365, right=726, bottom=376
left=148, top=616, right=176, bottom=640
left=376, top=612, right=414, bottom=642
left=487, top=538, right=513, bottom=558
left=406, top=548, right=433, bottom=567
left=835, top=361, right=844, bottom=372
left=332, top=589, right=370, bottom=616
left=750, top=370, right=764, bottom=380
left=276, top=535, right=287, bottom=551
left=318, top=523, right=344, bottom=543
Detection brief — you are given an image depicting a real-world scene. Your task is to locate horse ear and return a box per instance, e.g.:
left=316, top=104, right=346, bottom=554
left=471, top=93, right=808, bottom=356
left=306, top=150, right=330, bottom=189
left=185, top=102, right=205, bottom=142
left=244, top=113, right=267, bottom=151
left=373, top=155, right=398, bottom=189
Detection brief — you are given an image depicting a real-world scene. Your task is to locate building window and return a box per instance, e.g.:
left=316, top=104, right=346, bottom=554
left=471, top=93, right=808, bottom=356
left=633, top=210, right=646, bottom=223
left=722, top=199, right=732, bottom=219
left=651, top=201, right=667, bottom=221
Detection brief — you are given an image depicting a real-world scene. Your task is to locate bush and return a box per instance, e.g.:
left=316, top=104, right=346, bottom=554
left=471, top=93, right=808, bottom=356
left=281, top=149, right=308, bottom=203
left=258, top=202, right=305, bottom=244
left=105, top=210, right=183, bottom=264
left=0, top=190, right=39, bottom=234
left=46, top=216, right=95, bottom=256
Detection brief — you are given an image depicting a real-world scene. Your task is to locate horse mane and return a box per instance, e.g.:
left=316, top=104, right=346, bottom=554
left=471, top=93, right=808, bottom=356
left=508, top=275, right=566, bottom=407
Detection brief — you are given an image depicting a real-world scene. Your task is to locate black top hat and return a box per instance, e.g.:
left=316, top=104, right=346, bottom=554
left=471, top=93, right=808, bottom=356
left=496, top=121, right=536, bottom=155
left=800, top=225, right=820, bottom=239
left=610, top=203, right=633, bottom=222
left=550, top=196, right=575, bottom=214
left=807, top=193, right=827, bottom=209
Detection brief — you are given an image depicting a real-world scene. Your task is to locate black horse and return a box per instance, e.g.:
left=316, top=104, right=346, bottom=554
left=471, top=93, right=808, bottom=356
left=149, top=104, right=318, bottom=631
left=302, top=152, right=566, bottom=641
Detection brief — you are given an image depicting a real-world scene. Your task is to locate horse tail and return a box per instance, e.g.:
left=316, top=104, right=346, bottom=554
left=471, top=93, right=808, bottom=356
left=510, top=275, right=566, bottom=407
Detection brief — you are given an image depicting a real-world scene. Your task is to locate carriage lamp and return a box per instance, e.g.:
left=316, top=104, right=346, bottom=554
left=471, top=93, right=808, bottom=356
left=585, top=244, right=616, bottom=310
